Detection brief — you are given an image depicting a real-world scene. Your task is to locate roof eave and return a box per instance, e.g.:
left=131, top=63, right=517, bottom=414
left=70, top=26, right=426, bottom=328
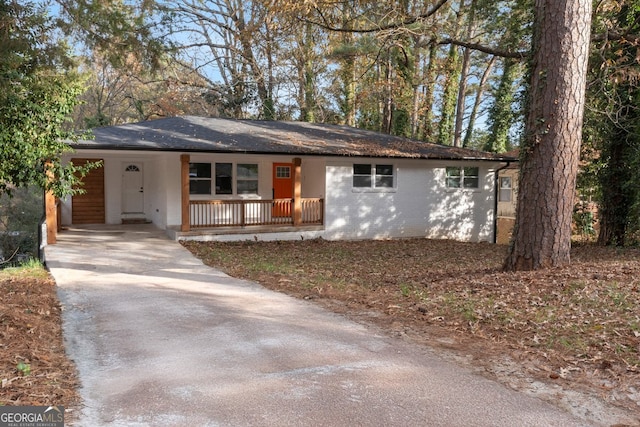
left=67, top=143, right=517, bottom=162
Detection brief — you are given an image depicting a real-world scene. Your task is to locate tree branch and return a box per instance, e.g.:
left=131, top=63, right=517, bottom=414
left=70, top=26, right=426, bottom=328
left=438, top=38, right=527, bottom=60
left=304, top=0, right=450, bottom=33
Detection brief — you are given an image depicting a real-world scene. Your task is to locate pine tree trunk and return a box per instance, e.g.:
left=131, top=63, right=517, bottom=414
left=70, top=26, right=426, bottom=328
left=437, top=44, right=460, bottom=145
left=485, top=59, right=519, bottom=153
left=504, top=0, right=592, bottom=271
left=463, top=56, right=495, bottom=147
left=454, top=1, right=476, bottom=147
left=421, top=42, right=438, bottom=141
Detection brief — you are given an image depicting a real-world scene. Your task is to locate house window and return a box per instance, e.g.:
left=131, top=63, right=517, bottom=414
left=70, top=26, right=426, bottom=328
left=190, top=162, right=259, bottom=195
left=446, top=167, right=479, bottom=189
left=189, top=163, right=212, bottom=194
left=237, top=164, right=259, bottom=194
left=499, top=176, right=512, bottom=202
left=353, top=164, right=394, bottom=189
left=215, top=163, right=233, bottom=194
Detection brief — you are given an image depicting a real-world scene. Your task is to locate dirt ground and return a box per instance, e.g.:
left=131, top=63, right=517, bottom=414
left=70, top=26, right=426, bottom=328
left=183, top=238, right=640, bottom=426
left=2, top=238, right=639, bottom=426
left=0, top=270, right=80, bottom=417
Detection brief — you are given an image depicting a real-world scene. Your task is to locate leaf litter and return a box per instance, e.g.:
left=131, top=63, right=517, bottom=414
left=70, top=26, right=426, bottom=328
left=183, top=238, right=640, bottom=426
left=0, top=274, right=80, bottom=418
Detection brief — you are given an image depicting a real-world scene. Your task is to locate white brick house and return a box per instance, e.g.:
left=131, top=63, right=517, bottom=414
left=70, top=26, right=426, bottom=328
left=52, top=116, right=515, bottom=243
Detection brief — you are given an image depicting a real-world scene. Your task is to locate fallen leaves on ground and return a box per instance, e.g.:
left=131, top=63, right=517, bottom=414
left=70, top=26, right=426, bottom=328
left=0, top=270, right=80, bottom=413
left=183, top=238, right=640, bottom=420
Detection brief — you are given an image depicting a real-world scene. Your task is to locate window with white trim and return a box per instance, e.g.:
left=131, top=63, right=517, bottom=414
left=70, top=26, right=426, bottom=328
left=499, top=176, right=512, bottom=201
left=189, top=163, right=212, bottom=194
left=237, top=164, right=259, bottom=194
left=446, top=167, right=479, bottom=189
left=353, top=164, right=394, bottom=189
left=215, top=162, right=233, bottom=194
left=189, top=162, right=259, bottom=195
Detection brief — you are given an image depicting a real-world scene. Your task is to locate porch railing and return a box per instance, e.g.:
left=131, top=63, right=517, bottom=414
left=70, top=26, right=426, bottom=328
left=189, top=198, right=324, bottom=229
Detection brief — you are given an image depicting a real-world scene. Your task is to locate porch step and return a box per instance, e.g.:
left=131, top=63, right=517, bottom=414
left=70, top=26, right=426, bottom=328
left=121, top=218, right=149, bottom=225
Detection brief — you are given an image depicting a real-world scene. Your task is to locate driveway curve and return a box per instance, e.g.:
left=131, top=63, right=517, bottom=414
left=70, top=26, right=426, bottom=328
left=46, top=225, right=596, bottom=426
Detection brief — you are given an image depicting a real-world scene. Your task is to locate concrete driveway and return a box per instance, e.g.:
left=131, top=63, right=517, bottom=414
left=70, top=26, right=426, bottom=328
left=45, top=225, right=595, bottom=427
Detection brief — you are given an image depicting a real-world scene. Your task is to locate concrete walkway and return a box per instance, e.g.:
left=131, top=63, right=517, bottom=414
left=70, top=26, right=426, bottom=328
left=46, top=225, right=595, bottom=427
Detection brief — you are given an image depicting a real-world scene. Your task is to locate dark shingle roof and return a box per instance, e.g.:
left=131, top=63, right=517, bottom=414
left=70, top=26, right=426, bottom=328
left=71, top=116, right=515, bottom=161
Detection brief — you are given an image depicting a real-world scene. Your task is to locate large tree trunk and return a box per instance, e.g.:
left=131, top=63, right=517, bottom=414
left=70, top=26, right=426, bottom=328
left=504, top=0, right=592, bottom=271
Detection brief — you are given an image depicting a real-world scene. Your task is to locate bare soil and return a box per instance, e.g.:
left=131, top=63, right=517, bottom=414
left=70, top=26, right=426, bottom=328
left=183, top=238, right=640, bottom=426
left=0, top=269, right=80, bottom=416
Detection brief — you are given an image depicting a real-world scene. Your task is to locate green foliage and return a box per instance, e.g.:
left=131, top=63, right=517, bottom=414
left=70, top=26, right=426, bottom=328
left=0, top=257, right=48, bottom=279
left=584, top=1, right=640, bottom=246
left=437, top=44, right=461, bottom=146
left=573, top=202, right=596, bottom=240
left=392, top=108, right=411, bottom=137
left=0, top=187, right=42, bottom=266
left=484, top=59, right=520, bottom=152
left=0, top=1, right=96, bottom=198
left=56, top=0, right=166, bottom=72
left=16, top=362, right=31, bottom=376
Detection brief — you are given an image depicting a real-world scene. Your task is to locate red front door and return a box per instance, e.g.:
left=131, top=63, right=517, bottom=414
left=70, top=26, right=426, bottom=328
left=272, top=163, right=293, bottom=217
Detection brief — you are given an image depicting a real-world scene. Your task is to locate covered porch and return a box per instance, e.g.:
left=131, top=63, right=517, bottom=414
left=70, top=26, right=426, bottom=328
left=179, top=155, right=325, bottom=233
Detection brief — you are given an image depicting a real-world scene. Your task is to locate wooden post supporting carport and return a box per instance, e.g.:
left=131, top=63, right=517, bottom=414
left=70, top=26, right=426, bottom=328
left=180, top=154, right=191, bottom=232
left=44, top=161, right=57, bottom=244
left=45, top=191, right=57, bottom=244
left=292, top=158, right=302, bottom=226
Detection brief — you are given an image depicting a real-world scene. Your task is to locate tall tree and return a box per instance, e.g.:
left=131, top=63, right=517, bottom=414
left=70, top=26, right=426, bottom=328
left=0, top=0, right=92, bottom=197
left=483, top=0, right=531, bottom=153
left=586, top=1, right=640, bottom=246
left=73, top=51, right=221, bottom=127
left=420, top=41, right=439, bottom=141
left=463, top=55, right=495, bottom=147
left=484, top=58, right=520, bottom=152
left=504, top=0, right=592, bottom=270
left=453, top=0, right=478, bottom=147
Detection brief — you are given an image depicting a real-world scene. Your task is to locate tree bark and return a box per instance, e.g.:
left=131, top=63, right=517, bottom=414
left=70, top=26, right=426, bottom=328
left=453, top=45, right=470, bottom=147
left=421, top=42, right=438, bottom=141
left=463, top=55, right=495, bottom=147
left=504, top=0, right=592, bottom=271
left=485, top=58, right=519, bottom=153
left=454, top=0, right=477, bottom=147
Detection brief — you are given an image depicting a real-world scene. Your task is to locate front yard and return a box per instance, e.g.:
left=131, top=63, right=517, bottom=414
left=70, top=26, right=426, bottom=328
left=2, top=238, right=638, bottom=423
left=0, top=264, right=80, bottom=412
left=183, top=238, right=640, bottom=420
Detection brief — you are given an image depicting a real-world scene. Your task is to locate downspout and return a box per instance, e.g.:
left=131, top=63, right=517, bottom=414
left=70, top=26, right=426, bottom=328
left=493, top=162, right=511, bottom=244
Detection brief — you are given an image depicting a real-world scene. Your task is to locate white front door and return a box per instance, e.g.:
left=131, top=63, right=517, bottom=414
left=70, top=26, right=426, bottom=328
left=122, top=163, right=144, bottom=213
